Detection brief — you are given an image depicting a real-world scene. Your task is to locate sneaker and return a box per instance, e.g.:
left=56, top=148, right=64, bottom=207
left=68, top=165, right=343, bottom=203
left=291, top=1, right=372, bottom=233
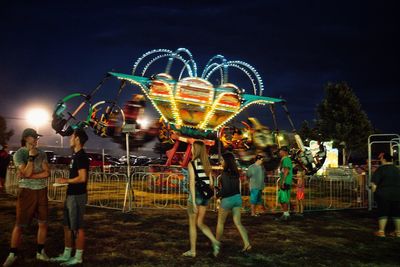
left=60, top=257, right=82, bottom=266
left=3, top=254, right=17, bottom=267
left=36, top=250, right=50, bottom=261
left=50, top=254, right=71, bottom=263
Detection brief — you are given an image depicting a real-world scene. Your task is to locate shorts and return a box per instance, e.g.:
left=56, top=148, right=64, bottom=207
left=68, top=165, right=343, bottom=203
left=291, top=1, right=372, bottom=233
left=63, top=194, right=87, bottom=231
left=16, top=187, right=48, bottom=227
left=278, top=189, right=291, bottom=204
left=375, top=196, right=400, bottom=219
left=296, top=190, right=304, bottom=201
left=250, top=189, right=262, bottom=205
left=187, top=189, right=209, bottom=213
left=221, top=194, right=242, bottom=210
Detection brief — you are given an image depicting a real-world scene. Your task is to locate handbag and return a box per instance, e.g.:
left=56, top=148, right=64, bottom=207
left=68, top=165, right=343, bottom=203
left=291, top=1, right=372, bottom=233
left=196, top=180, right=214, bottom=200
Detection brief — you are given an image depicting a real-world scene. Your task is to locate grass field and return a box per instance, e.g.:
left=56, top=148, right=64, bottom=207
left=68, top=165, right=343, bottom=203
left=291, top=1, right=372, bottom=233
left=1, top=192, right=399, bottom=267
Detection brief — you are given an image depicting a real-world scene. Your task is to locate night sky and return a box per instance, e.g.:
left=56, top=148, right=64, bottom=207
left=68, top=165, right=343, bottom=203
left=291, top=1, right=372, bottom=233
left=1, top=0, right=399, bottom=152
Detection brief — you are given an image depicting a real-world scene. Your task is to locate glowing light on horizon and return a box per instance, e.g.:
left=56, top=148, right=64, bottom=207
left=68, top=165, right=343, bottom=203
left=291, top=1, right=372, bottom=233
left=26, top=107, right=50, bottom=128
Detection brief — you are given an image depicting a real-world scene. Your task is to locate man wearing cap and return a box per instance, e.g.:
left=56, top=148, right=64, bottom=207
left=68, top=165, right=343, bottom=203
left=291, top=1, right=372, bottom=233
left=246, top=154, right=266, bottom=216
left=277, top=146, right=293, bottom=221
left=3, top=128, right=50, bottom=267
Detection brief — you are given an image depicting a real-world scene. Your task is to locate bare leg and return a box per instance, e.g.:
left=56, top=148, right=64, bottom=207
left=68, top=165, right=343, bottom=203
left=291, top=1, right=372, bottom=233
left=75, top=229, right=85, bottom=250
left=378, top=217, right=388, bottom=232
left=64, top=226, right=73, bottom=248
left=216, top=208, right=229, bottom=241
left=37, top=223, right=47, bottom=245
left=197, top=206, right=219, bottom=244
left=394, top=218, right=400, bottom=234
left=10, top=225, right=22, bottom=248
left=185, top=210, right=197, bottom=256
left=251, top=204, right=256, bottom=216
left=232, top=207, right=250, bottom=249
left=282, top=203, right=288, bottom=212
left=299, top=200, right=304, bottom=214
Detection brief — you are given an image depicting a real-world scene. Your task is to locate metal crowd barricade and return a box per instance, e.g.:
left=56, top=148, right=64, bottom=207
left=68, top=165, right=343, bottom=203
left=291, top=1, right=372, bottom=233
left=4, top=165, right=369, bottom=212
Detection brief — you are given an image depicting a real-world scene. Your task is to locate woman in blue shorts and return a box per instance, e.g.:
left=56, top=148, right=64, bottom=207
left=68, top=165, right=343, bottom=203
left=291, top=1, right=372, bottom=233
left=215, top=152, right=251, bottom=254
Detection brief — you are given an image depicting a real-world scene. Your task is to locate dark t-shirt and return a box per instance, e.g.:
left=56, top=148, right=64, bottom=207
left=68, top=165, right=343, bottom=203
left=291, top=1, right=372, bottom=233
left=371, top=164, right=400, bottom=201
left=67, top=149, right=90, bottom=195
left=219, top=171, right=240, bottom=198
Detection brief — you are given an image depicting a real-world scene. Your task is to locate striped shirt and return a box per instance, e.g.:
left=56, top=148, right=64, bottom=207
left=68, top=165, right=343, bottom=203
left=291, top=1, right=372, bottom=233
left=191, top=159, right=209, bottom=185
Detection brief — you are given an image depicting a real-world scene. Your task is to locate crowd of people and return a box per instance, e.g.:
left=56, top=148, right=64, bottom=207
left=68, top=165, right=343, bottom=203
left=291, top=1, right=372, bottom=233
left=1, top=128, right=399, bottom=266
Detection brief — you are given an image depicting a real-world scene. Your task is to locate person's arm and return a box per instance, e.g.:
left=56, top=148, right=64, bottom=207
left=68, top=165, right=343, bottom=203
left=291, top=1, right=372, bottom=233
left=14, top=150, right=35, bottom=178
left=246, top=166, right=252, bottom=181
left=209, top=173, right=214, bottom=189
left=57, top=169, right=87, bottom=184
left=29, top=160, right=50, bottom=179
left=370, top=182, right=377, bottom=192
left=371, top=167, right=381, bottom=192
left=281, top=167, right=289, bottom=187
left=188, top=163, right=197, bottom=212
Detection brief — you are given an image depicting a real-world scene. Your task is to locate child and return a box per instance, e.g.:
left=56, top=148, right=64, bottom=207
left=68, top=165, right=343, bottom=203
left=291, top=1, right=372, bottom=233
left=295, top=170, right=305, bottom=216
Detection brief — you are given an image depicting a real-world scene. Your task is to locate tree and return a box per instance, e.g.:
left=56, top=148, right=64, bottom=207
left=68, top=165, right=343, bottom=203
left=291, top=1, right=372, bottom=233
left=0, top=115, right=14, bottom=146
left=316, top=82, right=373, bottom=163
left=298, top=120, right=320, bottom=146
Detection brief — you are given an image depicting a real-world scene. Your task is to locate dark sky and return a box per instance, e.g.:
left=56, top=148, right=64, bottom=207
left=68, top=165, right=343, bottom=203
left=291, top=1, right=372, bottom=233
left=1, top=0, right=399, bottom=151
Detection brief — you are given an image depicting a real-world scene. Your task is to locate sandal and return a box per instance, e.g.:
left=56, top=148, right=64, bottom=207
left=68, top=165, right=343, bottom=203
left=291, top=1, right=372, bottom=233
left=241, top=244, right=252, bottom=252
left=388, top=231, right=400, bottom=238
left=374, top=230, right=385, bottom=237
left=212, top=242, right=221, bottom=257
left=182, top=250, right=196, bottom=258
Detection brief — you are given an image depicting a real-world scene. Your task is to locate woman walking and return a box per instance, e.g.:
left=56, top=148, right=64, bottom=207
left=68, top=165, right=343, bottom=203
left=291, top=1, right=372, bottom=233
left=182, top=141, right=220, bottom=258
left=215, top=152, right=251, bottom=255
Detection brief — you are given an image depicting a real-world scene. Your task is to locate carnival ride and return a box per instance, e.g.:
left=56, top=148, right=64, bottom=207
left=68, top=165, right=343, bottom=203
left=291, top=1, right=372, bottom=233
left=51, top=48, right=326, bottom=174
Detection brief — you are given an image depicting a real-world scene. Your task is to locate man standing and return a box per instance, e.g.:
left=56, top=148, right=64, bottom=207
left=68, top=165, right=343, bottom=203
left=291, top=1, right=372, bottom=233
left=3, top=128, right=50, bottom=267
left=277, top=146, right=293, bottom=221
left=246, top=154, right=265, bottom=216
left=371, top=153, right=400, bottom=237
left=52, top=129, right=89, bottom=266
left=0, top=144, right=11, bottom=192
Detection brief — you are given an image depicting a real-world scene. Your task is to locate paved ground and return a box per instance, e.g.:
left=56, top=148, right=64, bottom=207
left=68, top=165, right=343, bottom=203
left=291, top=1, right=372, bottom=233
left=0, top=193, right=399, bottom=267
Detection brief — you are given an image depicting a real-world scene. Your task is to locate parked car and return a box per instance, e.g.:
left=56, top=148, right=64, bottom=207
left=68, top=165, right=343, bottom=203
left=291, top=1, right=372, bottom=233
left=104, top=155, right=123, bottom=166
left=87, top=153, right=112, bottom=171
left=133, top=156, right=152, bottom=166
left=44, top=150, right=55, bottom=161
left=50, top=155, right=72, bottom=165
left=119, top=155, right=137, bottom=165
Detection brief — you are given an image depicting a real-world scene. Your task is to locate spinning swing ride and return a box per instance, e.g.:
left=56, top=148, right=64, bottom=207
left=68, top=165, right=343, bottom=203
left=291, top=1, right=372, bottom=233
left=51, top=48, right=326, bottom=174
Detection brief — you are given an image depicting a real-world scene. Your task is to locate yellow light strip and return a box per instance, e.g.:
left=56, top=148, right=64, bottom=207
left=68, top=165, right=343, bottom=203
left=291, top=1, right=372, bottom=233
left=199, top=92, right=236, bottom=129
left=213, top=99, right=274, bottom=131
left=165, top=82, right=183, bottom=126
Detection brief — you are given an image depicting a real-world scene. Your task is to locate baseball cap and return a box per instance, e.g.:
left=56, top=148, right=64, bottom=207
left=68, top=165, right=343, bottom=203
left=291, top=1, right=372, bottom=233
left=22, top=128, right=42, bottom=139
left=279, top=146, right=289, bottom=152
left=255, top=154, right=264, bottom=160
